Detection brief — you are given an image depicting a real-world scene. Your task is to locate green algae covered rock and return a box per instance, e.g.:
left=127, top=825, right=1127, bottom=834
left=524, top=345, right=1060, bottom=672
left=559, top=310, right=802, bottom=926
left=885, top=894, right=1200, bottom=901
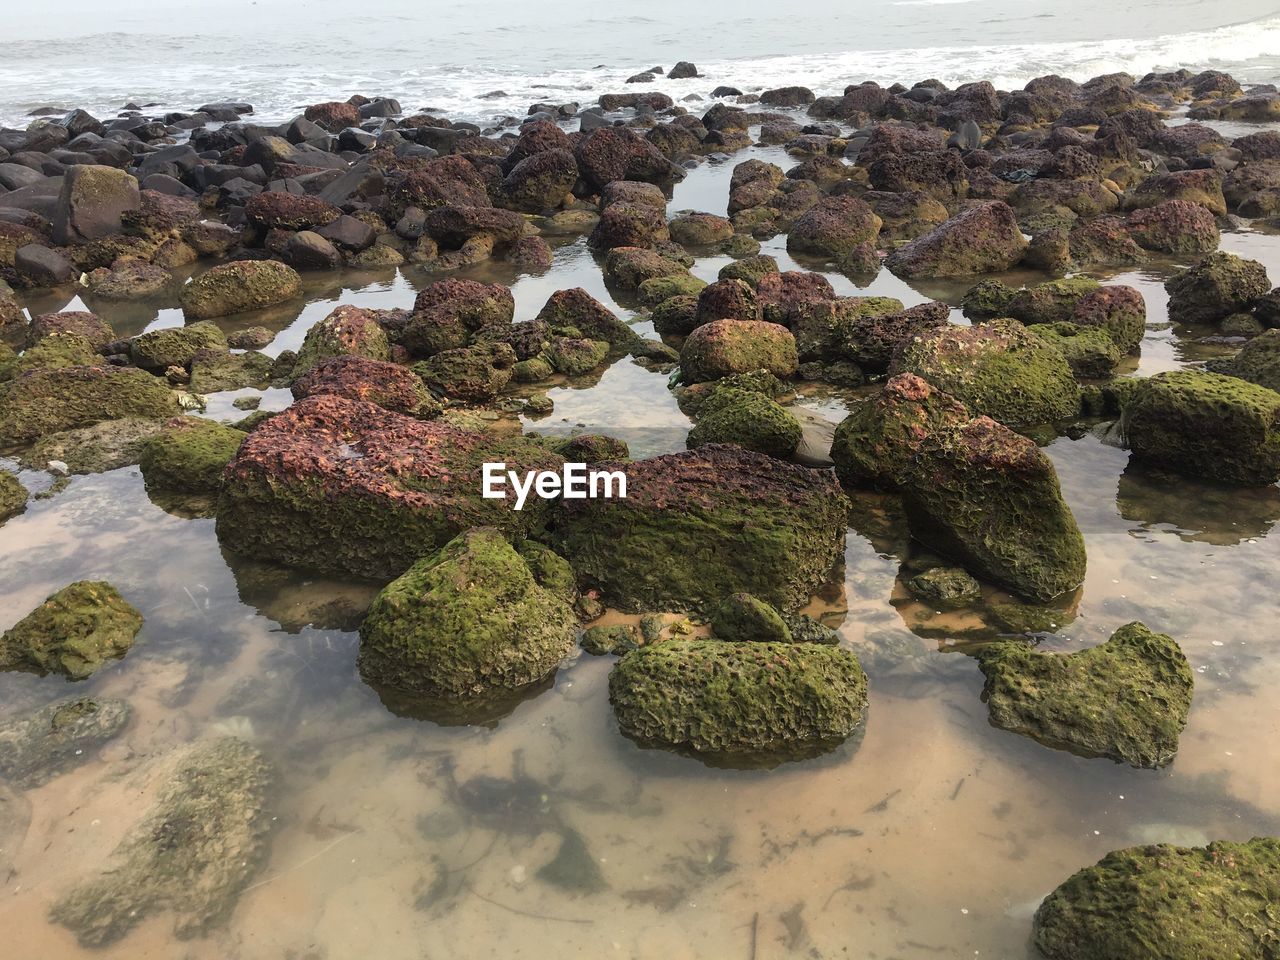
left=1034, top=837, right=1280, bottom=960
left=19, top=418, right=167, bottom=475
left=830, top=372, right=970, bottom=490
left=1121, top=370, right=1280, bottom=485
left=50, top=737, right=273, bottom=947
left=0, top=365, right=180, bottom=445
left=16, top=332, right=99, bottom=373
left=905, top=416, right=1086, bottom=602
left=609, top=638, right=868, bottom=759
left=885, top=200, right=1028, bottom=278
left=636, top=272, right=707, bottom=306
left=292, top=304, right=391, bottom=378
left=1164, top=251, right=1269, bottom=326
left=0, top=580, right=142, bottom=680
left=686, top=387, right=801, bottom=458
left=1029, top=322, right=1122, bottom=378
left=358, top=528, right=576, bottom=698
left=547, top=336, right=609, bottom=376
left=139, top=417, right=247, bottom=494
left=961, top=278, right=1015, bottom=319
left=217, top=395, right=563, bottom=579
left=0, top=696, right=131, bottom=787
left=129, top=321, right=228, bottom=370
left=551, top=444, right=849, bottom=612
left=179, top=259, right=302, bottom=320
left=680, top=318, right=798, bottom=383
left=907, top=566, right=981, bottom=607
left=891, top=319, right=1079, bottom=426
left=718, top=254, right=779, bottom=288
left=1211, top=327, right=1280, bottom=392
left=1005, top=276, right=1101, bottom=325
left=0, top=470, right=27, bottom=523
left=711, top=593, right=793, bottom=643
left=979, top=622, right=1192, bottom=767
left=188, top=349, right=274, bottom=393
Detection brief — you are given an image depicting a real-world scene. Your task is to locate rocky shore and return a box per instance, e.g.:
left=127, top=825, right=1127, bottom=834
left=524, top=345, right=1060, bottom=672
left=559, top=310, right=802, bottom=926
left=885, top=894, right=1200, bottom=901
left=1, top=63, right=1280, bottom=954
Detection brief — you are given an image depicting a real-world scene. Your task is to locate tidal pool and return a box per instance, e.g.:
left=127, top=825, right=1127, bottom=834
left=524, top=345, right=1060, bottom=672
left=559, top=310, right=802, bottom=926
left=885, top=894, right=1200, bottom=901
left=2, top=137, right=1280, bottom=960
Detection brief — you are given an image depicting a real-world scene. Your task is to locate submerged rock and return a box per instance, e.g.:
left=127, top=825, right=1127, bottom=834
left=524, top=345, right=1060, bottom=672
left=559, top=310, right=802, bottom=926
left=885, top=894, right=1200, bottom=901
left=609, top=639, right=867, bottom=759
left=50, top=737, right=274, bottom=947
left=1121, top=370, right=1280, bottom=485
left=979, top=622, right=1192, bottom=767
left=0, top=581, right=142, bottom=680
left=551, top=444, right=848, bottom=612
left=0, top=696, right=130, bottom=786
left=358, top=528, right=576, bottom=698
left=217, top=395, right=562, bottom=579
left=0, top=365, right=179, bottom=445
left=907, top=566, right=981, bottom=607
left=1034, top=837, right=1280, bottom=960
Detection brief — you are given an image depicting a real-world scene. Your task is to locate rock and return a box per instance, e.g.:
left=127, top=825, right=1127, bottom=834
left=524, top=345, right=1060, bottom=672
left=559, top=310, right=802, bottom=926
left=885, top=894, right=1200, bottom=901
left=668, top=212, right=734, bottom=246
left=52, top=164, right=141, bottom=245
left=0, top=697, right=130, bottom=787
left=891, top=320, right=1079, bottom=426
left=1072, top=285, right=1147, bottom=353
left=867, top=150, right=969, bottom=200
left=574, top=127, right=682, bottom=192
left=711, top=593, right=793, bottom=643
left=1003, top=277, right=1101, bottom=325
left=686, top=387, right=801, bottom=458
left=718, top=254, right=779, bottom=288
left=1125, top=199, right=1219, bottom=254
left=589, top=199, right=669, bottom=249
left=282, top=229, right=342, bottom=270
left=188, top=349, right=274, bottom=393
left=305, top=100, right=360, bottom=130
left=50, top=738, right=273, bottom=947
left=293, top=304, right=391, bottom=377
left=1164, top=252, right=1269, bottom=325
left=244, top=191, right=339, bottom=231
left=0, top=471, right=27, bottom=523
left=551, top=444, right=848, bottom=612
left=501, top=148, right=578, bottom=212
left=425, top=205, right=524, bottom=246
left=179, top=260, right=302, bottom=320
left=535, top=287, right=635, bottom=344
left=27, top=310, right=115, bottom=349
left=694, top=278, right=761, bottom=326
left=546, top=337, right=609, bottom=376
left=650, top=293, right=700, bottom=336
left=667, top=62, right=698, bottom=79
left=609, top=639, right=867, bottom=758
left=15, top=243, right=74, bottom=284
left=1029, top=322, right=1122, bottom=378
left=291, top=355, right=438, bottom=417
left=637, top=272, right=705, bottom=305
left=1121, top=370, right=1280, bottom=485
left=1033, top=837, right=1280, bottom=960
left=216, top=395, right=562, bottom=579
left=85, top=261, right=176, bottom=300
left=830, top=373, right=969, bottom=490
left=907, top=566, right=980, bottom=607
left=1125, top=168, right=1227, bottom=217
left=826, top=299, right=947, bottom=372
left=18, top=418, right=166, bottom=474
left=0, top=580, right=142, bottom=680
left=16, top=332, right=98, bottom=373
left=414, top=342, right=516, bottom=401
left=786, top=195, right=881, bottom=259
left=863, top=190, right=949, bottom=241
left=357, top=528, right=576, bottom=698
left=680, top=319, right=798, bottom=383
left=603, top=246, right=688, bottom=289
left=130, top=320, right=227, bottom=370
left=885, top=201, right=1027, bottom=278
left=1210, top=327, right=1280, bottom=391
left=979, top=621, right=1192, bottom=767
left=138, top=417, right=246, bottom=494
left=0, top=365, right=178, bottom=444
left=904, top=415, right=1087, bottom=601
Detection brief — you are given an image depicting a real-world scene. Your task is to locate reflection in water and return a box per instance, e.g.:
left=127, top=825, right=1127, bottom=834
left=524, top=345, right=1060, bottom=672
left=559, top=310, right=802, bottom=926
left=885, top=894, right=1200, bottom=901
left=3, top=164, right=1280, bottom=959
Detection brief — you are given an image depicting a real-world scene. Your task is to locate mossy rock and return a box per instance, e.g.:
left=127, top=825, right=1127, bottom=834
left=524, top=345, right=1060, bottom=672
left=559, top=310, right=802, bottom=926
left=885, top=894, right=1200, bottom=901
left=189, top=349, right=273, bottom=393
left=961, top=278, right=1015, bottom=319
left=649, top=293, right=700, bottom=336
left=904, top=416, right=1087, bottom=602
left=1121, top=370, right=1280, bottom=485
left=292, top=305, right=391, bottom=378
left=413, top=342, right=516, bottom=403
left=547, top=337, right=609, bottom=376
left=1029, top=322, right=1122, bottom=378
left=0, top=580, right=142, bottom=680
left=680, top=319, right=798, bottom=383
left=139, top=417, right=247, bottom=494
left=1034, top=837, right=1280, bottom=960
left=0, top=365, right=179, bottom=445
left=891, top=319, right=1079, bottom=426
left=718, top=254, right=779, bottom=288
left=19, top=418, right=167, bottom=475
left=637, top=272, right=707, bottom=306
left=129, top=321, right=229, bottom=371
left=512, top=356, right=554, bottom=382
left=179, top=259, right=302, bottom=320
left=551, top=444, right=848, bottom=612
left=686, top=387, right=801, bottom=458
left=50, top=738, right=273, bottom=947
left=907, top=566, right=980, bottom=607
left=0, top=470, right=28, bottom=523
left=581, top=624, right=641, bottom=656
left=546, top=433, right=631, bottom=463
left=988, top=601, right=1077, bottom=635
left=17, top=332, right=99, bottom=373
left=1164, top=251, right=1270, bottom=326
left=609, top=638, right=868, bottom=759
left=0, top=696, right=130, bottom=787
left=1006, top=276, right=1102, bottom=325
left=358, top=528, right=577, bottom=698
left=1210, top=327, right=1280, bottom=392
left=711, top=593, right=793, bottom=642
left=978, top=622, right=1192, bottom=767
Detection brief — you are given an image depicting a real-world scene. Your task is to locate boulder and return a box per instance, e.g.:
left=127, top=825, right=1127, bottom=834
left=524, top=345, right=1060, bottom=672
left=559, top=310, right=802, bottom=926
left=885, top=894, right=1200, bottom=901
left=179, top=260, right=302, bottom=320
left=282, top=230, right=342, bottom=270
left=1121, top=370, right=1280, bottom=485
left=138, top=417, right=247, bottom=494
left=535, top=287, right=636, bottom=344
left=609, top=639, right=867, bottom=758
left=0, top=471, right=27, bottom=523
left=52, top=164, right=141, bottom=245
left=890, top=320, right=1079, bottom=425
left=694, top=278, right=761, bottom=326
left=414, top=342, right=516, bottom=401
left=551, top=444, right=849, bottom=611
left=1071, top=285, right=1147, bottom=353
left=18, top=418, right=166, bottom=475
left=1164, top=252, right=1269, bottom=325
left=291, top=355, right=439, bottom=417
left=978, top=621, right=1193, bottom=767
left=293, top=304, right=391, bottom=376
left=0, top=581, right=142, bottom=680
left=680, top=319, right=798, bottom=383
left=15, top=243, right=74, bottom=285
left=500, top=148, right=578, bottom=212
left=0, top=365, right=179, bottom=444
left=216, top=395, right=562, bottom=579
left=686, top=387, right=802, bottom=458
left=885, top=201, right=1027, bottom=278
left=244, top=191, right=339, bottom=230
left=1125, top=168, right=1227, bottom=217
left=710, top=593, right=793, bottom=643
left=357, top=528, right=576, bottom=698
left=1209, top=327, right=1280, bottom=391
left=1125, top=199, right=1219, bottom=254
left=668, top=212, right=734, bottom=246
left=129, top=320, right=227, bottom=370
left=574, top=127, right=682, bottom=192
left=786, top=195, right=882, bottom=259
left=589, top=199, right=669, bottom=249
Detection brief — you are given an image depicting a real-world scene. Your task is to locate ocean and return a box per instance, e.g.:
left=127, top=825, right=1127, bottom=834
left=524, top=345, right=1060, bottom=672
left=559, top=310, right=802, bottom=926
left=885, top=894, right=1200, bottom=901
left=3, top=0, right=1280, bottom=127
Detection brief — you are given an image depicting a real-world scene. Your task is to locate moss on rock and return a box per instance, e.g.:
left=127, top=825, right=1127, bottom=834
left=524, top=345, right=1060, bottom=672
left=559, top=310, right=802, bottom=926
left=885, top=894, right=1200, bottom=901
left=0, top=470, right=27, bottom=523
left=1029, top=322, right=1122, bottom=378
left=907, top=566, right=981, bottom=607
left=686, top=387, right=802, bottom=458
left=680, top=319, right=798, bottom=383
left=0, top=365, right=179, bottom=445
left=358, top=528, right=577, bottom=698
left=130, top=321, right=228, bottom=371
left=1164, top=252, right=1270, bottom=326
left=0, top=696, right=130, bottom=787
left=179, top=260, right=302, bottom=321
left=711, top=593, right=793, bottom=643
left=0, top=580, right=142, bottom=680
left=139, top=417, right=247, bottom=494
left=293, top=305, right=391, bottom=378
left=17, top=332, right=99, bottom=373
left=608, top=638, right=867, bottom=759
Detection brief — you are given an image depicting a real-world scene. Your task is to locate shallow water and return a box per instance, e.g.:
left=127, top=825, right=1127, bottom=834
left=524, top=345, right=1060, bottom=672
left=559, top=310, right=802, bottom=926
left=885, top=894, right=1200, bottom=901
left=5, top=125, right=1280, bottom=960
